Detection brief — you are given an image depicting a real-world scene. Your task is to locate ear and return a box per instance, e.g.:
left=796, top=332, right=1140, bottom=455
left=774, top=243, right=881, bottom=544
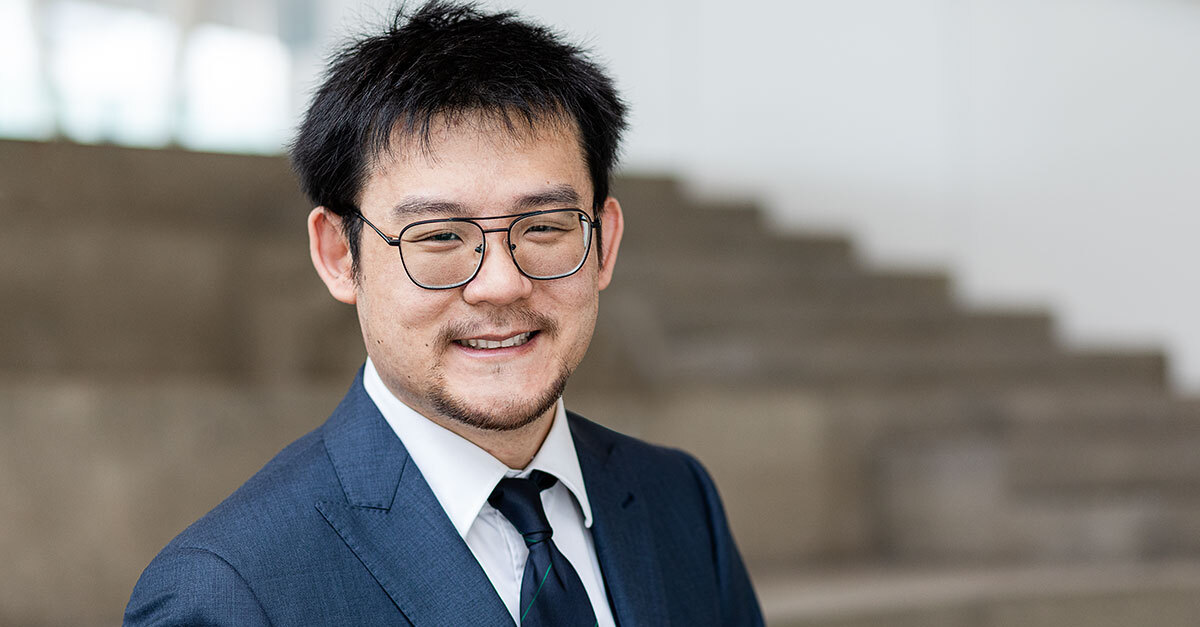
left=308, top=207, right=357, bottom=305
left=597, top=196, right=623, bottom=291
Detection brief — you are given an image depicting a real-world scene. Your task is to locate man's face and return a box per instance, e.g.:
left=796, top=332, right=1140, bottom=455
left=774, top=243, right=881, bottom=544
left=342, top=118, right=621, bottom=432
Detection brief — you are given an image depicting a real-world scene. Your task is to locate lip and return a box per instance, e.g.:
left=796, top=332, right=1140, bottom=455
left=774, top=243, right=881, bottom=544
left=451, top=330, right=541, bottom=356
left=455, top=329, right=538, bottom=342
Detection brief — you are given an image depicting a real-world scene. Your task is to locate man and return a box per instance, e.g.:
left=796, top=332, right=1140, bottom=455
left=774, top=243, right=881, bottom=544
left=126, top=2, right=762, bottom=625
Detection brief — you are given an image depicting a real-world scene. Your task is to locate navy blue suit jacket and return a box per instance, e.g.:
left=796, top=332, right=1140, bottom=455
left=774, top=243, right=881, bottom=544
left=126, top=372, right=763, bottom=625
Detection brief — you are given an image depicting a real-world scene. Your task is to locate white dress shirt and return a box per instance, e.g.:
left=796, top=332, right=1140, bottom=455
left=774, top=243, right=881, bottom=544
left=363, top=358, right=616, bottom=627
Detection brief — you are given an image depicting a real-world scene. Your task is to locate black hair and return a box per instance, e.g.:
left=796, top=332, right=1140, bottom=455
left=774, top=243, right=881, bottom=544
left=290, top=1, right=628, bottom=272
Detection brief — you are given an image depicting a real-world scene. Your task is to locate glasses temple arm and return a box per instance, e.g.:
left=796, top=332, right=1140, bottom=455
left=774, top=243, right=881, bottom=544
left=355, top=212, right=401, bottom=244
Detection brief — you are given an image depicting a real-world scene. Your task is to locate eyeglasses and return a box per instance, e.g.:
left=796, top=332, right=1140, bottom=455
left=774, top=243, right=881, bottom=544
left=356, top=208, right=600, bottom=290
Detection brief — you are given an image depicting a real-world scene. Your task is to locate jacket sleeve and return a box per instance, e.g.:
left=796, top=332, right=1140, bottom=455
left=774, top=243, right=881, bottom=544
left=682, top=453, right=766, bottom=627
left=124, top=546, right=271, bottom=626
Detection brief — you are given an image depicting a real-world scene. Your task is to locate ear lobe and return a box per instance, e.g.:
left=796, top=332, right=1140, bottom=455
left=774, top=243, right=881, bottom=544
left=308, top=207, right=357, bottom=304
left=597, top=196, right=623, bottom=291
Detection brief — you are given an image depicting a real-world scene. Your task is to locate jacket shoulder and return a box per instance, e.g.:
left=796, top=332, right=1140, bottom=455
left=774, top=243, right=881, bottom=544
left=169, top=425, right=337, bottom=552
left=567, top=410, right=765, bottom=626
left=567, top=410, right=711, bottom=485
left=126, top=424, right=348, bottom=625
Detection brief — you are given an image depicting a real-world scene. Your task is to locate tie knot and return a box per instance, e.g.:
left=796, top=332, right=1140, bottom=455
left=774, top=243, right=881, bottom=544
left=489, top=471, right=558, bottom=545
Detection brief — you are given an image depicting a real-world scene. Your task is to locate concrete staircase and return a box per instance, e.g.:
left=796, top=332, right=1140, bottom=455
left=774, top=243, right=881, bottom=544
left=2, top=139, right=1198, bottom=626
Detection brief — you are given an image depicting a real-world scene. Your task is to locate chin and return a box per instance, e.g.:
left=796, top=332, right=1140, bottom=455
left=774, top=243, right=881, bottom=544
left=427, top=366, right=571, bottom=432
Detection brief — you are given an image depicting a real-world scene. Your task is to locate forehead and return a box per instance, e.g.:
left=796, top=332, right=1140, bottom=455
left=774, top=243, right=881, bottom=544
left=359, top=113, right=591, bottom=218
left=389, top=110, right=582, bottom=161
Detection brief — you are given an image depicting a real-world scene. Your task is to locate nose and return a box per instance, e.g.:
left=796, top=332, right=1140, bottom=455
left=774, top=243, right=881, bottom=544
left=461, top=231, right=534, bottom=306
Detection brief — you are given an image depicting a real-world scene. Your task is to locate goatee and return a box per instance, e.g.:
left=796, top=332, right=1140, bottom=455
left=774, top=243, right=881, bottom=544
left=428, top=358, right=572, bottom=431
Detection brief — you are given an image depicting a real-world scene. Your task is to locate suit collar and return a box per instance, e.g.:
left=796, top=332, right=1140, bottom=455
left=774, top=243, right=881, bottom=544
left=319, top=369, right=406, bottom=508
left=570, top=412, right=671, bottom=627
left=363, top=357, right=510, bottom=537
left=317, top=370, right=513, bottom=625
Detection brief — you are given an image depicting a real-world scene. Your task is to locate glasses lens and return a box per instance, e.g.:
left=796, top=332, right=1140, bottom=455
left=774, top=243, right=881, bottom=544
left=510, top=211, right=591, bottom=279
left=399, top=220, right=484, bottom=288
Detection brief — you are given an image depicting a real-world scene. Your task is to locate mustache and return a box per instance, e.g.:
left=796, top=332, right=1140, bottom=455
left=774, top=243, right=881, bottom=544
left=438, top=308, right=558, bottom=343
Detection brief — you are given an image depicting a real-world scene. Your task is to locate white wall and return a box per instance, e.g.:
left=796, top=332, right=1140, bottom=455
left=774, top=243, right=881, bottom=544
left=316, top=0, right=1200, bottom=390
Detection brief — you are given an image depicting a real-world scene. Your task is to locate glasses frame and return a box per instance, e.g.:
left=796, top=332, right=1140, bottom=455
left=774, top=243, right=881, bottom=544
left=355, top=208, right=601, bottom=290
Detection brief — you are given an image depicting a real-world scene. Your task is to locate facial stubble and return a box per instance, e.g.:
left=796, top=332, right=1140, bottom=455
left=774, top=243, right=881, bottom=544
left=428, top=308, right=577, bottom=432
left=428, top=357, right=573, bottom=432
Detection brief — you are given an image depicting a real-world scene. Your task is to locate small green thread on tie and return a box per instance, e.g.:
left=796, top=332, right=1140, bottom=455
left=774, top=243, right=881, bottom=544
left=521, top=563, right=554, bottom=623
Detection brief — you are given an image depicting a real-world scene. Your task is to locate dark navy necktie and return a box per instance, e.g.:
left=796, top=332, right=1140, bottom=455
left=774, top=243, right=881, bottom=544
left=488, top=470, right=598, bottom=626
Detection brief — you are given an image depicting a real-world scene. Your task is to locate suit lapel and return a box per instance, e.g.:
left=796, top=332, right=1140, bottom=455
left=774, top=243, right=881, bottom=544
left=570, top=413, right=671, bottom=627
left=315, top=374, right=513, bottom=626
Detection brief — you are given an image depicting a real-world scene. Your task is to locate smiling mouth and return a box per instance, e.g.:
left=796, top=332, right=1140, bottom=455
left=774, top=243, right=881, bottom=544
left=454, top=331, right=537, bottom=350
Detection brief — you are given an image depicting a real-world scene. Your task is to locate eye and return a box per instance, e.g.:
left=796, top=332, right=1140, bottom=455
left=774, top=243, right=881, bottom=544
left=405, top=228, right=466, bottom=244
left=516, top=212, right=580, bottom=239
left=402, top=227, right=475, bottom=256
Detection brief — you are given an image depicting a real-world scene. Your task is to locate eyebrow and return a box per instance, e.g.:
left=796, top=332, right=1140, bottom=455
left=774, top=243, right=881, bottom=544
left=388, top=184, right=582, bottom=221
left=390, top=198, right=471, bottom=220
left=511, top=184, right=581, bottom=212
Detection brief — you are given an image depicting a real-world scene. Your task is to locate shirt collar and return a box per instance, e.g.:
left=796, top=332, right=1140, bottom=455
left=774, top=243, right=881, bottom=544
left=525, top=392, right=594, bottom=528
left=362, top=358, right=593, bottom=538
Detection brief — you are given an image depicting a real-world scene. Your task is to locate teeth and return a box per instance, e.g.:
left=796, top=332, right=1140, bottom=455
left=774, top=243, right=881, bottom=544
left=460, top=332, right=532, bottom=350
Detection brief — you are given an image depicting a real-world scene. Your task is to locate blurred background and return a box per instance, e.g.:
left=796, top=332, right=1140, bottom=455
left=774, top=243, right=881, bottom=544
left=3, top=0, right=1200, bottom=625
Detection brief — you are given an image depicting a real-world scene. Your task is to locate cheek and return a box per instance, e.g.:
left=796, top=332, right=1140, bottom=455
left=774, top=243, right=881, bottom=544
left=551, top=279, right=600, bottom=338
left=357, top=273, right=450, bottom=352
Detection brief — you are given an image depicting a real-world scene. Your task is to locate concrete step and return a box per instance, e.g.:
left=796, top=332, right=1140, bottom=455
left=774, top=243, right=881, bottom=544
left=618, top=199, right=768, bottom=240
left=820, top=387, right=1200, bottom=436
left=0, top=377, right=350, bottom=626
left=565, top=382, right=1193, bottom=566
left=662, top=344, right=1167, bottom=390
left=611, top=176, right=762, bottom=226
left=873, top=393, right=1200, bottom=562
left=1001, top=392, right=1200, bottom=427
left=620, top=206, right=856, bottom=262
left=1, top=224, right=262, bottom=375
left=756, top=561, right=1200, bottom=627
left=878, top=436, right=1176, bottom=562
left=612, top=176, right=768, bottom=226
left=665, top=310, right=1055, bottom=349
left=0, top=139, right=306, bottom=231
left=0, top=224, right=362, bottom=380
left=617, top=233, right=858, bottom=273
left=614, top=261, right=950, bottom=303
left=857, top=391, right=1200, bottom=498
left=609, top=271, right=955, bottom=331
left=582, top=291, right=1165, bottom=391
left=1001, top=493, right=1200, bottom=560
left=1007, top=399, right=1200, bottom=495
left=608, top=174, right=686, bottom=208
left=611, top=177, right=855, bottom=258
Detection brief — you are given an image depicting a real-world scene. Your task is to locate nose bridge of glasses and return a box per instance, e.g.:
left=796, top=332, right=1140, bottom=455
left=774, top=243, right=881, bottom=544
left=468, top=228, right=527, bottom=292
left=476, top=225, right=516, bottom=255
left=474, top=222, right=521, bottom=263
